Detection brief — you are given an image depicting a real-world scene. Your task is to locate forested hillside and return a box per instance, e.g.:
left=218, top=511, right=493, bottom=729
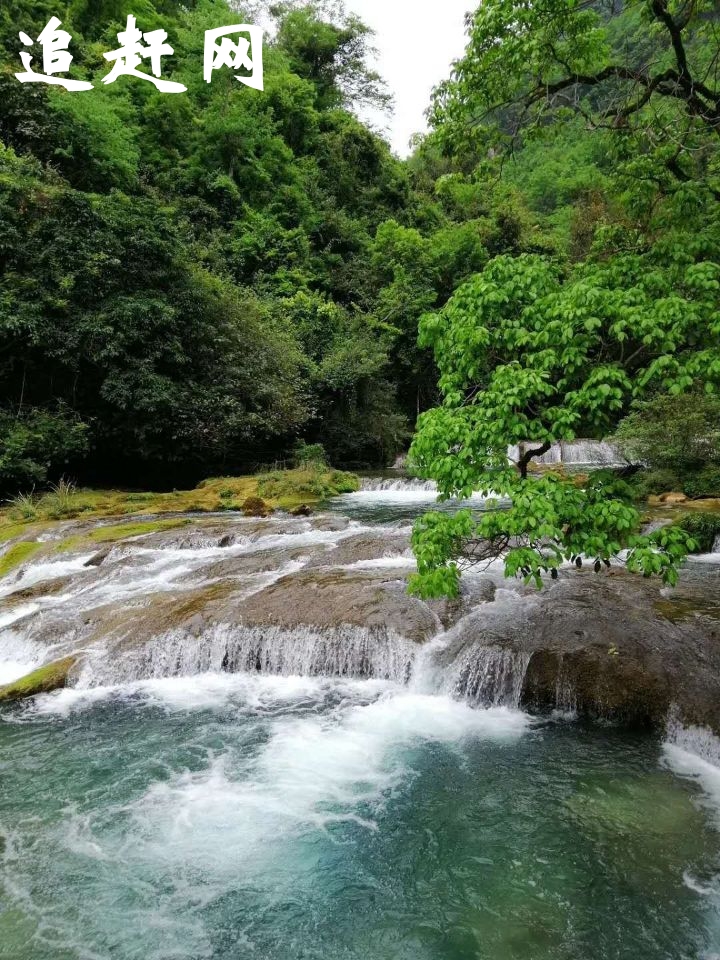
left=2, top=0, right=719, bottom=525
left=0, top=0, right=506, bottom=490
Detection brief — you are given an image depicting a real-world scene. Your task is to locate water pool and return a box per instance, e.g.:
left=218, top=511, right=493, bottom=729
left=1, top=674, right=719, bottom=960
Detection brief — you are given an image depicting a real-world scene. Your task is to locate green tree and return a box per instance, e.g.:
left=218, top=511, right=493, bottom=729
left=613, top=391, right=720, bottom=497
left=409, top=243, right=719, bottom=597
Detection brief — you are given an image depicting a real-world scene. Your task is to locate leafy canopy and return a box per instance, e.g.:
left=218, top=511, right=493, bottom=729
left=410, top=236, right=720, bottom=596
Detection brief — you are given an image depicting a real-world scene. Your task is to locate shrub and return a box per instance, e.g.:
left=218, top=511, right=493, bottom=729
left=293, top=441, right=327, bottom=469
left=677, top=514, right=720, bottom=553
left=39, top=479, right=79, bottom=520
left=0, top=407, right=88, bottom=496
left=613, top=391, right=720, bottom=477
left=257, top=466, right=359, bottom=503
left=683, top=467, right=720, bottom=500
left=628, top=469, right=684, bottom=500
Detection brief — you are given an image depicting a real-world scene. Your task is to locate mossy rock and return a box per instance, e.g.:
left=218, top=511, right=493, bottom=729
left=0, top=540, right=43, bottom=579
left=0, top=657, right=76, bottom=703
left=242, top=496, right=272, bottom=518
left=55, top=517, right=191, bottom=554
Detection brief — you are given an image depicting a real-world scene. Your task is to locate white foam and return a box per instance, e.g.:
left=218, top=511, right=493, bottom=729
left=29, top=672, right=395, bottom=716
left=342, top=489, right=499, bottom=506
left=0, top=659, right=36, bottom=686
left=0, top=554, right=96, bottom=596
left=115, top=687, right=530, bottom=874
left=338, top=555, right=417, bottom=571
left=0, top=628, right=46, bottom=685
left=0, top=603, right=40, bottom=630
left=663, top=719, right=720, bottom=826
left=688, top=553, right=720, bottom=565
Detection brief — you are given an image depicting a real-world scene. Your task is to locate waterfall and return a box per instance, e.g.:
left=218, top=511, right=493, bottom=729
left=77, top=624, right=418, bottom=688
left=554, top=656, right=578, bottom=715
left=360, top=477, right=438, bottom=492
left=437, top=645, right=531, bottom=709
left=369, top=441, right=627, bottom=494
left=665, top=712, right=720, bottom=767
left=73, top=624, right=536, bottom=711
left=507, top=440, right=624, bottom=467
left=713, top=534, right=720, bottom=555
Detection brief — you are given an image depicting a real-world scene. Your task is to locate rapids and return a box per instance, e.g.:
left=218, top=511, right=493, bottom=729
left=1, top=482, right=720, bottom=958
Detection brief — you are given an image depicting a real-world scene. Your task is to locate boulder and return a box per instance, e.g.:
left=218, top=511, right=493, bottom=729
left=439, top=567, right=720, bottom=731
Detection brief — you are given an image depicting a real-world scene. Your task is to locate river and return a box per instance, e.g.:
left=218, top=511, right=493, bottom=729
left=1, top=481, right=720, bottom=959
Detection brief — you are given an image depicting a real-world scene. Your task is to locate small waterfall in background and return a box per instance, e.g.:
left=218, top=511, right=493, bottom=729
left=713, top=534, right=720, bottom=555
left=507, top=440, right=625, bottom=468
left=376, top=441, right=627, bottom=491
left=360, top=478, right=438, bottom=492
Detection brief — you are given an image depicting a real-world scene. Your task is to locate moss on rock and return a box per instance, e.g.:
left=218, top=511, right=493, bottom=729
left=0, top=657, right=76, bottom=703
left=0, top=540, right=43, bottom=579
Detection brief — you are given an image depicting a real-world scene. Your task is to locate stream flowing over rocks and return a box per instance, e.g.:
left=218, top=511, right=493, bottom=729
left=4, top=481, right=720, bottom=960
left=1, top=480, right=718, bottom=733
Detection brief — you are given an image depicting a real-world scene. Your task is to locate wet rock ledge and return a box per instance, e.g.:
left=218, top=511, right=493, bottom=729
left=0, top=512, right=718, bottom=733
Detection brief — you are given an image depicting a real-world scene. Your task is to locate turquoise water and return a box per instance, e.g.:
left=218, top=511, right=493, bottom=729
left=2, top=674, right=720, bottom=960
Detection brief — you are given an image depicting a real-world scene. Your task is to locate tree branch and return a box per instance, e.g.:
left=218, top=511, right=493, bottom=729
left=517, top=441, right=552, bottom=479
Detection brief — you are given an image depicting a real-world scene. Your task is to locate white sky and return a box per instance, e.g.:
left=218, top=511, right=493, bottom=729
left=348, top=0, right=472, bottom=155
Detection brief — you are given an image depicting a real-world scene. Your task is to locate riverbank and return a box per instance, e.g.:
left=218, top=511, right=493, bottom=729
left=0, top=467, right=360, bottom=571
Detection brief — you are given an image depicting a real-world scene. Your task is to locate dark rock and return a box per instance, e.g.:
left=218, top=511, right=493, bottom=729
left=84, top=547, right=112, bottom=568
left=441, top=566, right=720, bottom=731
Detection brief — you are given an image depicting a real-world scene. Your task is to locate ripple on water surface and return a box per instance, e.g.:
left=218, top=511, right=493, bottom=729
left=1, top=674, right=720, bottom=960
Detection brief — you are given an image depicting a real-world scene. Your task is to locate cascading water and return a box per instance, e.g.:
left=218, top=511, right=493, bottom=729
left=360, top=477, right=438, bottom=492
left=507, top=439, right=625, bottom=467
left=439, top=645, right=531, bottom=708
left=78, top=623, right=418, bottom=688
left=3, top=488, right=720, bottom=959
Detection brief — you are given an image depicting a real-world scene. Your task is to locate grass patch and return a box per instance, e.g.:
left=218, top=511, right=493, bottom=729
left=257, top=467, right=359, bottom=509
left=0, top=541, right=43, bottom=578
left=0, top=657, right=76, bottom=702
left=0, top=522, right=36, bottom=544
left=55, top=517, right=192, bottom=554
left=1, top=469, right=360, bottom=539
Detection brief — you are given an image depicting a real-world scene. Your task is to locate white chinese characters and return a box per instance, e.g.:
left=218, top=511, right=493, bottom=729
left=204, top=25, right=264, bottom=90
left=15, top=16, right=264, bottom=93
left=16, top=17, right=93, bottom=91
left=102, top=15, right=186, bottom=93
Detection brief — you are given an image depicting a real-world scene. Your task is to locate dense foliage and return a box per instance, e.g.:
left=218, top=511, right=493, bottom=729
left=410, top=0, right=720, bottom=596
left=0, top=0, right=496, bottom=490
left=3, top=0, right=718, bottom=598
left=614, top=392, right=720, bottom=499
